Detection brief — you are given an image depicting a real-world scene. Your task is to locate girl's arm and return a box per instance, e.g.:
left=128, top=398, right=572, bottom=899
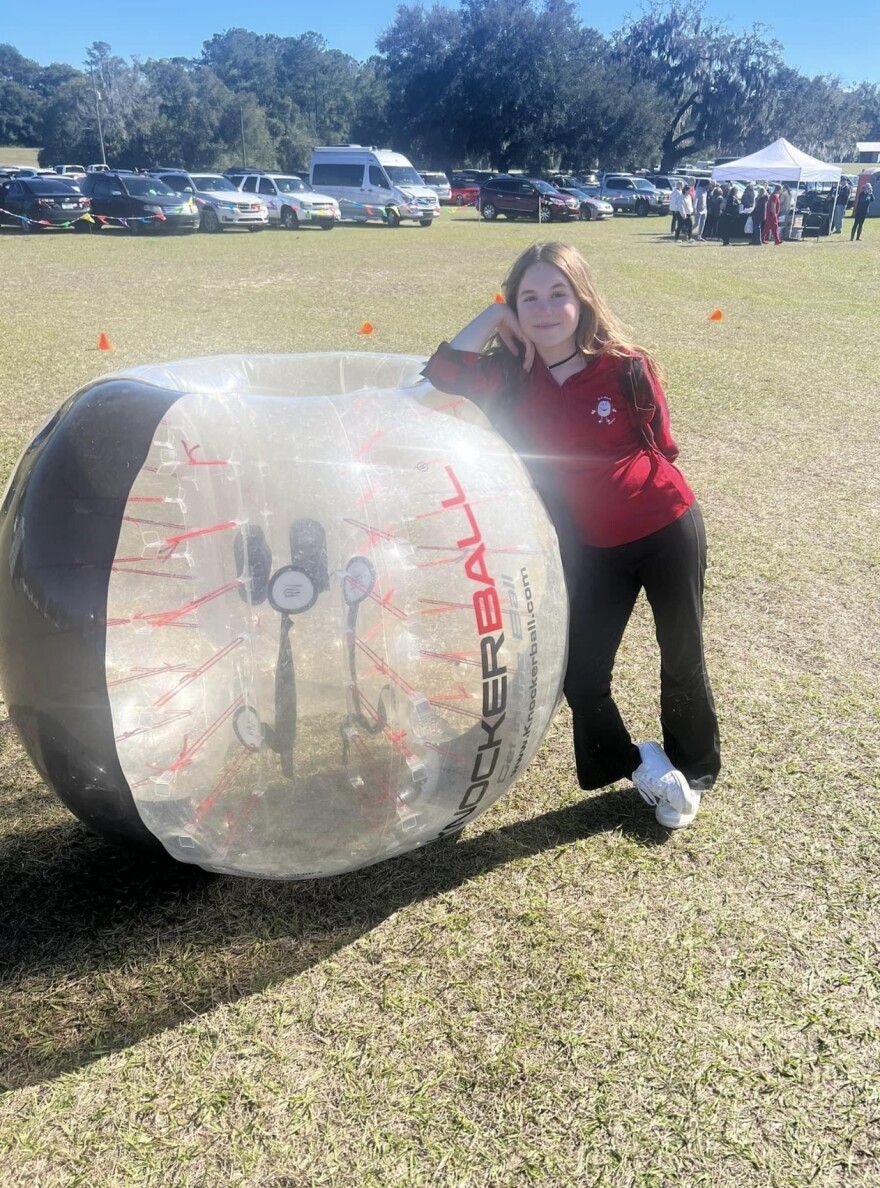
left=450, top=305, right=535, bottom=370
left=422, top=305, right=534, bottom=411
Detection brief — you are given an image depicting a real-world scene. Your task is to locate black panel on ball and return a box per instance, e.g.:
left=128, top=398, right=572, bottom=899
left=0, top=378, right=183, bottom=848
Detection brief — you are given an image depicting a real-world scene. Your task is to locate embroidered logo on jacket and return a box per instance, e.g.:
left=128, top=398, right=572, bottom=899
left=592, top=397, right=617, bottom=425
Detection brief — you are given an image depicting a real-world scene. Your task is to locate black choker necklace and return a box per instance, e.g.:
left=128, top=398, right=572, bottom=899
left=547, top=350, right=580, bottom=369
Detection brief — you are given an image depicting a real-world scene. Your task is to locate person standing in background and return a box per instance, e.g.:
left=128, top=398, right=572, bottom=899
left=740, top=183, right=756, bottom=221
left=694, top=182, right=708, bottom=240
left=705, top=185, right=724, bottom=240
left=751, top=186, right=768, bottom=245
left=763, top=186, right=782, bottom=244
left=779, top=185, right=793, bottom=222
left=676, top=186, right=694, bottom=240
left=721, top=186, right=741, bottom=246
left=669, top=181, right=683, bottom=237
left=832, top=179, right=851, bottom=233
left=851, top=183, right=874, bottom=240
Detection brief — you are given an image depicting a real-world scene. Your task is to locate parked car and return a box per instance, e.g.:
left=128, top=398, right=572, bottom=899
left=54, top=165, right=87, bottom=178
left=478, top=176, right=579, bottom=222
left=86, top=163, right=111, bottom=173
left=419, top=171, right=452, bottom=204
left=452, top=169, right=496, bottom=185
left=795, top=186, right=835, bottom=214
left=449, top=176, right=482, bottom=206
left=80, top=171, right=199, bottom=233
left=644, top=173, right=678, bottom=190
left=547, top=173, right=599, bottom=190
left=225, top=169, right=340, bottom=229
left=573, top=180, right=602, bottom=197
left=557, top=187, right=614, bottom=221
left=598, top=174, right=667, bottom=215
left=150, top=169, right=268, bottom=232
left=795, top=182, right=855, bottom=214
left=0, top=176, right=91, bottom=231
left=641, top=174, right=676, bottom=207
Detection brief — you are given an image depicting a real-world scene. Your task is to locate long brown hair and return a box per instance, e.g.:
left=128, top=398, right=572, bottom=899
left=500, top=241, right=664, bottom=382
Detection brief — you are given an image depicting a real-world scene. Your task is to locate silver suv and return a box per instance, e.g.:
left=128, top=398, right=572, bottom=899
left=225, top=170, right=340, bottom=230
left=419, top=171, right=451, bottom=204
left=151, top=170, right=268, bottom=232
left=598, top=174, right=667, bottom=216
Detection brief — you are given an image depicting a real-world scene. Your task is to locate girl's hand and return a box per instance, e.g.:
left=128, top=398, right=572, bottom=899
left=449, top=303, right=536, bottom=370
left=495, top=307, right=536, bottom=371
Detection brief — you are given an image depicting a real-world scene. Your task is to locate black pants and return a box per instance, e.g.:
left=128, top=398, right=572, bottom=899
left=851, top=215, right=867, bottom=241
left=670, top=212, right=680, bottom=236
left=675, top=214, right=693, bottom=240
left=563, top=505, right=721, bottom=792
left=705, top=211, right=719, bottom=238
left=751, top=215, right=764, bottom=244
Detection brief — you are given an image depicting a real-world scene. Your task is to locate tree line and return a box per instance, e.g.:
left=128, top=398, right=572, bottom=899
left=2, top=1, right=878, bottom=174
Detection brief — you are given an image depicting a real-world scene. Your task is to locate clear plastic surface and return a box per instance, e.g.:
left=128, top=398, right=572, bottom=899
left=104, top=353, right=568, bottom=877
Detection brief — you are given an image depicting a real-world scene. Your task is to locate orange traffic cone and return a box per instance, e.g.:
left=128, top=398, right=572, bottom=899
left=98, top=332, right=113, bottom=351
left=358, top=322, right=374, bottom=336
left=709, top=310, right=723, bottom=322
left=494, top=293, right=505, bottom=303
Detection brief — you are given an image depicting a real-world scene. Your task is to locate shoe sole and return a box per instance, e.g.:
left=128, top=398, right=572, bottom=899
left=655, top=802, right=699, bottom=829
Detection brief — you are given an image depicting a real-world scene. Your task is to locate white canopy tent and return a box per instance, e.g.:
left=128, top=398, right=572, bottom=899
left=711, top=139, right=842, bottom=237
left=711, top=138, right=841, bottom=184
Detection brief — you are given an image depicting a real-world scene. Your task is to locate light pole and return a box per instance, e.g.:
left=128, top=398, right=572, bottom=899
left=90, top=67, right=107, bottom=166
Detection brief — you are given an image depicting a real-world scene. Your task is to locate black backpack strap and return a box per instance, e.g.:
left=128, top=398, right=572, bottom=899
left=625, top=355, right=658, bottom=452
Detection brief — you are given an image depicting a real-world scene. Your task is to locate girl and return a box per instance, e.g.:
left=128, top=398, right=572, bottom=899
left=422, top=242, right=720, bottom=828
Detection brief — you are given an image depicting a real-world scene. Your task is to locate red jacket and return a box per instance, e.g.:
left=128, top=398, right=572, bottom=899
left=423, top=344, right=694, bottom=548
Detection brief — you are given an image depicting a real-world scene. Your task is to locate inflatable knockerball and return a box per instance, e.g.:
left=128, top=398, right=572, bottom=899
left=0, top=354, right=568, bottom=878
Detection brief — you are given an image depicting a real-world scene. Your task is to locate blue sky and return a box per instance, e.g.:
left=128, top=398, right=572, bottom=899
left=5, top=2, right=876, bottom=86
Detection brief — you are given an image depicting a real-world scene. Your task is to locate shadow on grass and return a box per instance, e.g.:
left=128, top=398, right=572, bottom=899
left=631, top=232, right=755, bottom=246
left=0, top=788, right=668, bottom=1090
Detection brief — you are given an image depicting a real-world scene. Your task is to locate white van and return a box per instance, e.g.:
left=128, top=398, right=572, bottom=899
left=309, top=146, right=437, bottom=227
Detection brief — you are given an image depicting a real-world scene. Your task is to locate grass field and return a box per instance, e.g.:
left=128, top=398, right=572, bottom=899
left=0, top=146, right=41, bottom=168
left=0, top=210, right=878, bottom=1187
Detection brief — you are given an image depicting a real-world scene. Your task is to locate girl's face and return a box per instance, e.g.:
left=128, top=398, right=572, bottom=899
left=514, top=262, right=581, bottom=355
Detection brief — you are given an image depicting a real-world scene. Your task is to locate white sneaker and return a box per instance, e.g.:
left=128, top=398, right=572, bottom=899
left=632, top=741, right=701, bottom=829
